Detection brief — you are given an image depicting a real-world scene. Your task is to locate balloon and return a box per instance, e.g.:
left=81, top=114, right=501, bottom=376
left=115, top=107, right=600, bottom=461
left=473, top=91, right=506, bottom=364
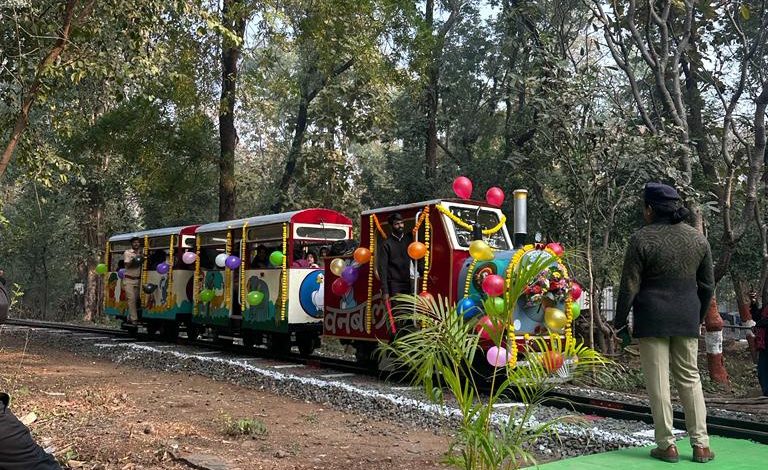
left=544, top=307, right=567, bottom=333
left=452, top=176, right=473, bottom=199
left=458, top=297, right=481, bottom=319
left=469, top=240, right=494, bottom=261
left=546, top=242, right=564, bottom=257
left=407, top=242, right=427, bottom=260
left=353, top=247, right=371, bottom=264
left=341, top=265, right=359, bottom=284
left=570, top=302, right=581, bottom=321
left=485, top=187, right=505, bottom=207
left=570, top=282, right=582, bottom=300
left=199, top=289, right=215, bottom=303
left=182, top=252, right=197, bottom=264
left=542, top=350, right=564, bottom=373
left=331, top=278, right=350, bottom=297
left=482, top=274, right=505, bottom=297
left=485, top=296, right=505, bottom=315
left=246, top=290, right=265, bottom=306
left=225, top=255, right=241, bottom=270
left=269, top=251, right=284, bottom=267
left=418, top=291, right=434, bottom=303
left=143, top=283, right=157, bottom=294
left=486, top=346, right=510, bottom=368
left=330, top=258, right=346, bottom=277
left=156, top=262, right=170, bottom=275
left=215, top=253, right=228, bottom=268
left=476, top=316, right=505, bottom=345
left=117, top=268, right=126, bottom=280
left=95, top=263, right=108, bottom=275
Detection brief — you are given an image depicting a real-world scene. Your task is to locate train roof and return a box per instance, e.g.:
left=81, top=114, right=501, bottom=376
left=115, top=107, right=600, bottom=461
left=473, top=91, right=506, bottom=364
left=195, top=208, right=353, bottom=234
left=108, top=225, right=199, bottom=242
left=360, top=198, right=501, bottom=216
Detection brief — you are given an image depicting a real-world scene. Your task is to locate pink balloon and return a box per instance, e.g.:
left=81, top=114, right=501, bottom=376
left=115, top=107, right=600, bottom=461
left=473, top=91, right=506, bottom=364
left=182, top=251, right=197, bottom=264
left=486, top=346, right=510, bottom=368
left=482, top=274, right=505, bottom=297
left=485, top=187, right=505, bottom=207
left=546, top=242, right=564, bottom=257
left=571, top=282, right=582, bottom=300
left=452, top=176, right=473, bottom=200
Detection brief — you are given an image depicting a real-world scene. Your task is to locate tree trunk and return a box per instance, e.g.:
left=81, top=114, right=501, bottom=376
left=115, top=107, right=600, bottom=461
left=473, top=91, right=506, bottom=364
left=704, top=297, right=729, bottom=385
left=83, top=195, right=104, bottom=322
left=218, top=0, right=247, bottom=221
left=0, top=0, right=79, bottom=181
left=272, top=96, right=309, bottom=212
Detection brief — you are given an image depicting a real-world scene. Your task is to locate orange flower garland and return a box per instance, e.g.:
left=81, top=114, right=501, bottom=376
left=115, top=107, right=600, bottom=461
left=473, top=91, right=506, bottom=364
left=366, top=215, right=376, bottom=333
left=280, top=223, right=288, bottom=322
left=193, top=234, right=201, bottom=316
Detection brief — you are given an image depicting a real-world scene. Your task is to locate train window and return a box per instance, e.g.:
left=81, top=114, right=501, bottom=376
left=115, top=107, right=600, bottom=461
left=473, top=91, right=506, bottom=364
left=198, top=231, right=228, bottom=247
left=442, top=204, right=511, bottom=250
left=293, top=224, right=349, bottom=241
left=148, top=236, right=171, bottom=249
left=247, top=224, right=282, bottom=243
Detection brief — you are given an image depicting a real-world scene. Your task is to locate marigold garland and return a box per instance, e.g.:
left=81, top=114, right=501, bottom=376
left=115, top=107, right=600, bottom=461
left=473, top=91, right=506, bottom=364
left=280, top=223, right=288, bottom=322
left=412, top=206, right=431, bottom=293
left=166, top=235, right=175, bottom=309
left=463, top=258, right=478, bottom=297
left=372, top=213, right=387, bottom=239
left=564, top=295, right=574, bottom=351
left=104, top=241, right=111, bottom=305
left=193, top=234, right=201, bottom=316
left=240, top=223, right=248, bottom=309
left=366, top=215, right=376, bottom=334
left=225, top=231, right=232, bottom=309
left=141, top=235, right=149, bottom=306
left=435, top=204, right=507, bottom=235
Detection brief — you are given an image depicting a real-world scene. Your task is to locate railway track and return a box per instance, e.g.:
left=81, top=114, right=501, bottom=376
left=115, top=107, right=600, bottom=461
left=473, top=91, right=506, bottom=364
left=4, top=317, right=768, bottom=444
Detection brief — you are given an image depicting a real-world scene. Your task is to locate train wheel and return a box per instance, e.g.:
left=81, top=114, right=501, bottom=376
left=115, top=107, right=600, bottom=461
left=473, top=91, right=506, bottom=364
left=296, top=333, right=316, bottom=357
left=267, top=333, right=291, bottom=355
left=161, top=322, right=178, bottom=342
left=186, top=322, right=200, bottom=340
left=354, top=341, right=378, bottom=369
left=145, top=322, right=160, bottom=337
left=242, top=331, right=259, bottom=348
left=212, top=330, right=233, bottom=346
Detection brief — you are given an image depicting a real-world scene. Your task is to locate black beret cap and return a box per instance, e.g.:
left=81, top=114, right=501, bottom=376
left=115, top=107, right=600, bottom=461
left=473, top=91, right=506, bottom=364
left=644, top=182, right=680, bottom=204
left=388, top=212, right=404, bottom=225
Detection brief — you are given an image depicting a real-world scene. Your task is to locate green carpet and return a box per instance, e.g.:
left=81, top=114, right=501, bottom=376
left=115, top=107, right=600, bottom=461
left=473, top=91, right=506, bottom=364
left=536, top=437, right=768, bottom=469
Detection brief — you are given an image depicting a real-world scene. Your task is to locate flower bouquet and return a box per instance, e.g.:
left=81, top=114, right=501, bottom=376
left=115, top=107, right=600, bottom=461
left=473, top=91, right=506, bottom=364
left=522, top=263, right=571, bottom=308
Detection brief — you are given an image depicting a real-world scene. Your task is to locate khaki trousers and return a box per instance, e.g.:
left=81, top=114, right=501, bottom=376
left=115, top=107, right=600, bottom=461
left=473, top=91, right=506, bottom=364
left=124, top=279, right=140, bottom=322
left=638, top=336, right=709, bottom=449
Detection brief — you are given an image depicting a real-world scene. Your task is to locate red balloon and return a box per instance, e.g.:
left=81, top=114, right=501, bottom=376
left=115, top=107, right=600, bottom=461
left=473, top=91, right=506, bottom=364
left=476, top=316, right=505, bottom=346
left=452, top=176, right=473, bottom=200
left=482, top=274, right=505, bottom=297
left=570, top=282, right=582, bottom=300
left=546, top=242, right=564, bottom=257
left=485, top=187, right=505, bottom=207
left=418, top=291, right=434, bottom=303
left=542, top=350, right=564, bottom=372
left=332, top=278, right=350, bottom=297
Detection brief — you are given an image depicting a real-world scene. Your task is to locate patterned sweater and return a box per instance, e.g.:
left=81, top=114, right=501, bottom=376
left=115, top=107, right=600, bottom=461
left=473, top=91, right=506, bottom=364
left=615, top=220, right=715, bottom=338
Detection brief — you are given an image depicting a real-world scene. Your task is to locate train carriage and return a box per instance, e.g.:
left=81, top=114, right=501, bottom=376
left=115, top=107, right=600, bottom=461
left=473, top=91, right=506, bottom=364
left=104, top=225, right=199, bottom=338
left=322, top=191, right=567, bottom=365
left=192, top=209, right=353, bottom=355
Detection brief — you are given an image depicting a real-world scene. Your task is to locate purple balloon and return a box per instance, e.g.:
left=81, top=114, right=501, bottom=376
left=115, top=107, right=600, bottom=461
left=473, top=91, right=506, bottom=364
left=156, top=262, right=170, bottom=275
left=341, top=265, right=359, bottom=284
left=225, top=255, right=241, bottom=270
left=182, top=251, right=197, bottom=264
left=118, top=268, right=126, bottom=279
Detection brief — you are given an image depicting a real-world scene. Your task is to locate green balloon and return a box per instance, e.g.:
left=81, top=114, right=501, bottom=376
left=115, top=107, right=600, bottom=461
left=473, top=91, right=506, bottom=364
left=570, top=302, right=581, bottom=320
left=246, top=290, right=265, bottom=306
left=485, top=296, right=505, bottom=315
left=269, top=251, right=284, bottom=267
left=200, top=289, right=215, bottom=303
left=95, top=263, right=108, bottom=275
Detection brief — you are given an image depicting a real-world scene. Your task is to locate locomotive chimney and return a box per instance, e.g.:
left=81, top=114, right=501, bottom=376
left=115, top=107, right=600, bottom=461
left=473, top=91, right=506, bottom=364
left=512, top=189, right=527, bottom=248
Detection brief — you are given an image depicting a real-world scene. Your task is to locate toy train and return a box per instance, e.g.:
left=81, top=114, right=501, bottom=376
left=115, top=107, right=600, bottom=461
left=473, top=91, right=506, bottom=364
left=102, top=190, right=580, bottom=365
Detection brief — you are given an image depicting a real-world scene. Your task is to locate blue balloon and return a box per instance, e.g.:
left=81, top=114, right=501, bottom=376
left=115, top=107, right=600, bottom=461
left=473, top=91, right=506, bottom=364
left=458, top=297, right=481, bottom=319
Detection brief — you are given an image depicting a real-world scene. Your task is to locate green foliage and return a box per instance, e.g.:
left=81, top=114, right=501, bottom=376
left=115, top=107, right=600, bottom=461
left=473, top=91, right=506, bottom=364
left=222, top=415, right=268, bottom=437
left=380, top=253, right=611, bottom=469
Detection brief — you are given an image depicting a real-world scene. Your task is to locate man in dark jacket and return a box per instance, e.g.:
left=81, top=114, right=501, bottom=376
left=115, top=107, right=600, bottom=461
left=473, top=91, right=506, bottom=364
left=749, top=291, right=768, bottom=396
left=378, top=212, right=414, bottom=303
left=0, top=393, right=62, bottom=469
left=615, top=182, right=715, bottom=464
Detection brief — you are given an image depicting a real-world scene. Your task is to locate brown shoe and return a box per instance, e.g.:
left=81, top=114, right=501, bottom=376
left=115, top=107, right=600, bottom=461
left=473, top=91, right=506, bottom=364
left=650, top=444, right=679, bottom=463
left=692, top=447, right=715, bottom=463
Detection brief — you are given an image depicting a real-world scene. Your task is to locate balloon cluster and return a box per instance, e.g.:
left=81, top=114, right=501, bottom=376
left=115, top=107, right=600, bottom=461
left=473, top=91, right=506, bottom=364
left=451, top=176, right=506, bottom=208
left=330, top=248, right=371, bottom=297
left=213, top=253, right=242, bottom=270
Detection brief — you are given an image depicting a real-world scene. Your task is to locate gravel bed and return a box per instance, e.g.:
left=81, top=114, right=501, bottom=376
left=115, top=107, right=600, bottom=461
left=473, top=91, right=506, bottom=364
left=557, top=383, right=768, bottom=424
left=1, top=326, right=661, bottom=460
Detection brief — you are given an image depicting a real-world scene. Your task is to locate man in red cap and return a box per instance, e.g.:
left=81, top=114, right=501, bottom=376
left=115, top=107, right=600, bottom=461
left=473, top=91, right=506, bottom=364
left=615, top=182, right=715, bottom=463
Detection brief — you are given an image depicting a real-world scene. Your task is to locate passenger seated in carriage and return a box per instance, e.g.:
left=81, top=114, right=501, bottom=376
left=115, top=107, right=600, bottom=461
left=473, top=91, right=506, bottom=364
left=251, top=245, right=270, bottom=269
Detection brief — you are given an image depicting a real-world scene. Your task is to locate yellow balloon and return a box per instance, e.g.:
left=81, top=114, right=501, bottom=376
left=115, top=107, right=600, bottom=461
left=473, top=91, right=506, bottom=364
left=544, top=307, right=567, bottom=333
left=469, top=240, right=494, bottom=261
left=330, top=258, right=346, bottom=277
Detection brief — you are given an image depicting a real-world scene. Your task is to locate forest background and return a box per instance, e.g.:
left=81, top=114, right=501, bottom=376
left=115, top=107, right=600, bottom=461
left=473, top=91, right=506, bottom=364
left=1, top=0, right=767, bottom=360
